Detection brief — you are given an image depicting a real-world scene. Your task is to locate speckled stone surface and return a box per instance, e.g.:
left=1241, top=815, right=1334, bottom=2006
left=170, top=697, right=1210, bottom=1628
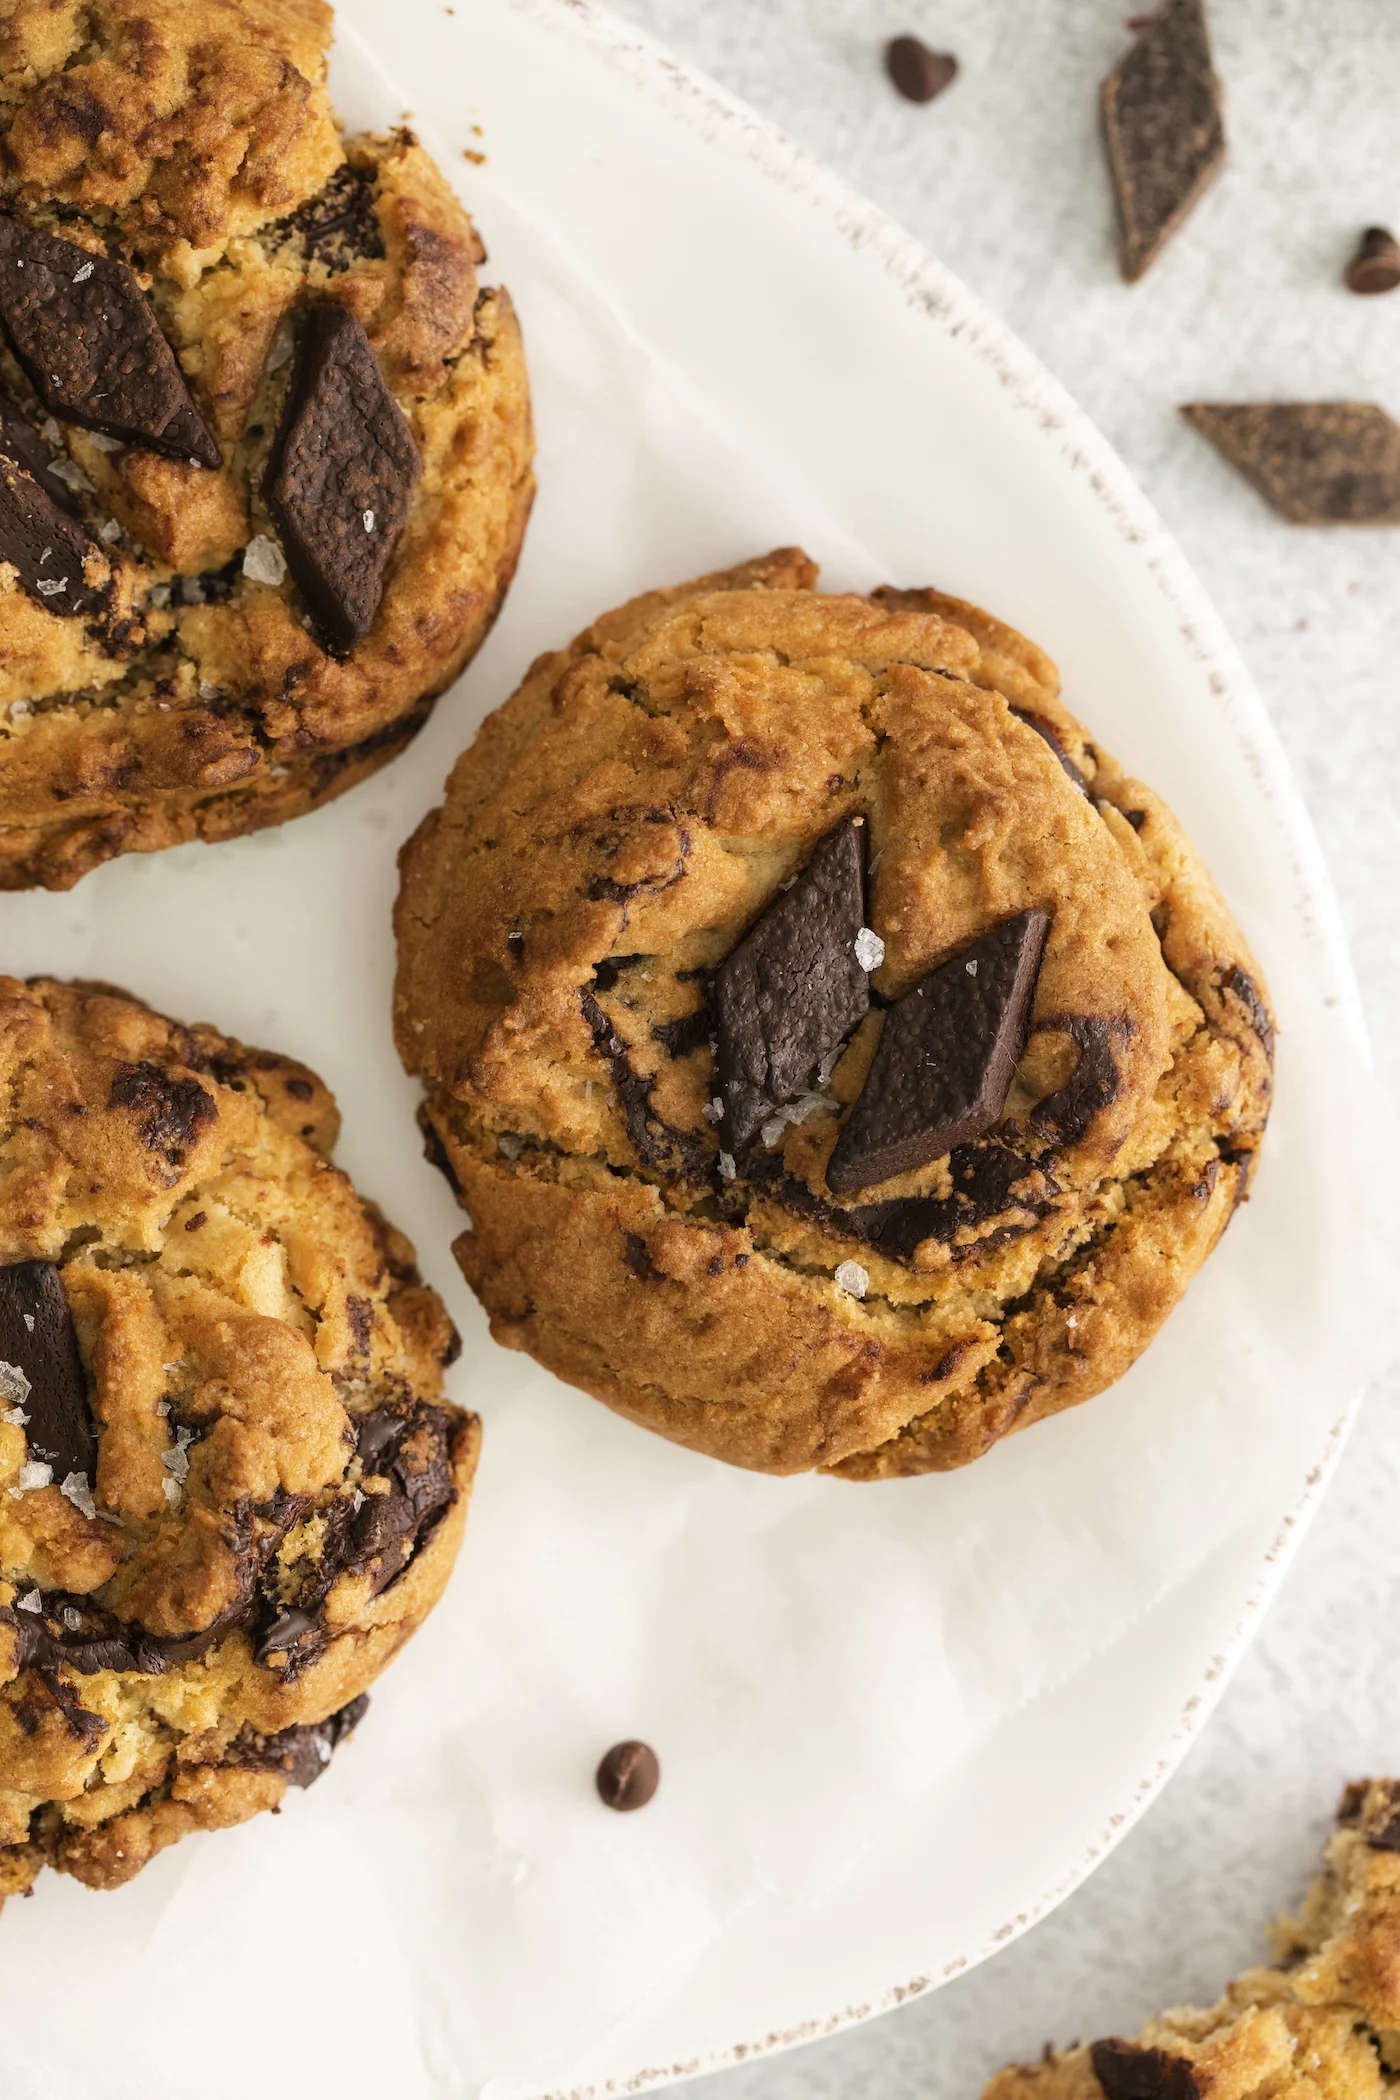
left=604, top=1, right=1400, bottom=2092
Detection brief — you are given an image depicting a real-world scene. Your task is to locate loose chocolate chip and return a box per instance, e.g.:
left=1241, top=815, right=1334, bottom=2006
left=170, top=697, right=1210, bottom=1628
left=0, top=389, right=80, bottom=514
left=826, top=910, right=1049, bottom=1194
left=263, top=301, right=421, bottom=653
left=884, top=35, right=958, bottom=103
left=1346, top=227, right=1400, bottom=295
left=1091, top=2040, right=1202, bottom=2100
left=0, top=215, right=219, bottom=464
left=109, top=1061, right=217, bottom=1176
left=1181, top=401, right=1400, bottom=524
left=1101, top=0, right=1225, bottom=282
left=0, top=451, right=106, bottom=618
left=596, top=1739, right=660, bottom=1811
left=0, top=1259, right=95, bottom=1482
left=715, top=819, right=870, bottom=1155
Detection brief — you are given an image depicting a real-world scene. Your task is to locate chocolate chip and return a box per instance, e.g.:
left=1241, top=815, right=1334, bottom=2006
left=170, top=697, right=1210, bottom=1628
left=0, top=451, right=106, bottom=618
left=0, top=1260, right=95, bottom=1483
left=231, top=1691, right=371, bottom=1789
left=715, top=819, right=869, bottom=1155
left=0, top=388, right=80, bottom=513
left=252, top=1607, right=320, bottom=1668
left=884, top=35, right=958, bottom=103
left=1101, top=0, right=1225, bottom=281
left=1219, top=963, right=1274, bottom=1059
left=108, top=1061, right=217, bottom=1175
left=1030, top=1014, right=1128, bottom=1147
left=278, top=165, right=385, bottom=273
left=1091, top=2040, right=1202, bottom=2100
left=1346, top=227, right=1400, bottom=295
left=826, top=910, right=1049, bottom=1195
left=596, top=1739, right=660, bottom=1811
left=580, top=990, right=711, bottom=1184
left=263, top=301, right=421, bottom=653
left=1011, top=708, right=1090, bottom=795
left=0, top=215, right=219, bottom=464
left=1181, top=401, right=1400, bottom=523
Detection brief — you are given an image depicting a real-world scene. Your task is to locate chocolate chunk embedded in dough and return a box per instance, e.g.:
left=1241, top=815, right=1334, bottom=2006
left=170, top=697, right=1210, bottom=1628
left=0, top=215, right=219, bottom=465
left=595, top=1739, right=660, bottom=1811
left=0, top=1260, right=96, bottom=1483
left=1101, top=0, right=1224, bottom=281
left=263, top=301, right=421, bottom=653
left=1181, top=401, right=1400, bottom=524
left=1090, top=2040, right=1203, bottom=2100
left=0, top=390, right=79, bottom=515
left=0, top=452, right=105, bottom=617
left=826, top=910, right=1049, bottom=1194
left=715, top=818, right=869, bottom=1155
left=108, top=1061, right=217, bottom=1176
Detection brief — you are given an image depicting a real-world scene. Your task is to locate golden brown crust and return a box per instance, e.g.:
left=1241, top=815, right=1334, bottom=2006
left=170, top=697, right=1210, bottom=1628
left=0, top=976, right=477, bottom=1902
left=0, top=8, right=534, bottom=888
left=983, top=1781, right=1400, bottom=2100
left=394, top=553, right=1273, bottom=1478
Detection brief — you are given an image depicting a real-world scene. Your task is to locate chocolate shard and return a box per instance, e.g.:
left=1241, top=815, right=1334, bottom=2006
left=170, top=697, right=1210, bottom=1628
left=0, top=1260, right=96, bottom=1483
left=346, top=1403, right=456, bottom=1595
left=0, top=215, right=219, bottom=465
left=263, top=300, right=421, bottom=653
left=1090, top=2040, right=1202, bottom=2100
left=715, top=819, right=870, bottom=1154
left=1181, top=402, right=1400, bottom=525
left=1101, top=0, right=1224, bottom=282
left=826, top=910, right=1049, bottom=1195
left=234, top=1692, right=370, bottom=1789
left=0, top=389, right=80, bottom=514
left=0, top=451, right=106, bottom=617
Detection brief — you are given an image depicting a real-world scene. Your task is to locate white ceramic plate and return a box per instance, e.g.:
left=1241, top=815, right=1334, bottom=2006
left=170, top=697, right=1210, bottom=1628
left=0, top=5, right=1389, bottom=2096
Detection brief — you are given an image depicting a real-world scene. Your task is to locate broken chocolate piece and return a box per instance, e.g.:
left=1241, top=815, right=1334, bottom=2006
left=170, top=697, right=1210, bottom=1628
left=1345, top=227, right=1400, bottom=296
left=0, top=390, right=79, bottom=514
left=233, top=1692, right=370, bottom=1788
left=0, top=1260, right=96, bottom=1483
left=1090, top=2040, right=1202, bottom=2100
left=282, top=165, right=385, bottom=274
left=715, top=819, right=870, bottom=1154
left=0, top=216, right=219, bottom=465
left=263, top=301, right=421, bottom=653
left=884, top=36, right=958, bottom=104
left=0, top=452, right=106, bottom=617
left=1181, top=401, right=1400, bottom=524
left=346, top=1403, right=456, bottom=1595
left=1101, top=0, right=1225, bottom=282
left=596, top=1739, right=660, bottom=1811
left=826, top=910, right=1049, bottom=1194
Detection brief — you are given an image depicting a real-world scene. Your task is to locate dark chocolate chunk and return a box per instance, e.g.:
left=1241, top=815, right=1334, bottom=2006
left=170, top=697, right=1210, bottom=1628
left=282, top=165, right=385, bottom=273
left=0, top=451, right=106, bottom=618
left=1101, top=0, right=1224, bottom=282
left=745, top=1136, right=1058, bottom=1263
left=233, top=1691, right=370, bottom=1789
left=1338, top=1778, right=1400, bottom=1851
left=1091, top=2040, right=1202, bottom=2100
left=0, top=215, right=219, bottom=464
left=826, top=911, right=1049, bottom=1194
left=263, top=301, right=421, bottom=652
left=884, top=35, right=958, bottom=103
left=1346, top=227, right=1400, bottom=296
left=1182, top=401, right=1400, bottom=524
left=0, top=1259, right=95, bottom=1483
left=580, top=990, right=712, bottom=1184
left=1030, top=1014, right=1129, bottom=1147
left=595, top=1739, right=660, bottom=1812
left=1219, top=963, right=1274, bottom=1059
left=346, top=1404, right=456, bottom=1595
left=0, top=389, right=79, bottom=514
left=108, top=1061, right=217, bottom=1175
left=1010, top=708, right=1090, bottom=795
left=252, top=1607, right=321, bottom=1668
left=715, top=819, right=870, bottom=1155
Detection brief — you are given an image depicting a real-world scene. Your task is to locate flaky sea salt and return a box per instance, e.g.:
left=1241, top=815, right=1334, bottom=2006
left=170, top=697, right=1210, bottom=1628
left=161, top=1426, right=194, bottom=1483
left=60, top=1471, right=97, bottom=1520
left=61, top=1606, right=82, bottom=1631
left=854, top=926, right=885, bottom=972
left=15, top=1461, right=51, bottom=1494
left=717, top=1151, right=736, bottom=1181
left=99, top=517, right=122, bottom=542
left=0, top=1362, right=31, bottom=1411
left=162, top=1476, right=181, bottom=1506
left=148, top=582, right=170, bottom=608
left=363, top=509, right=375, bottom=532
left=21, top=1315, right=32, bottom=1333
left=833, top=1261, right=869, bottom=1300
left=198, top=679, right=220, bottom=699
left=46, top=457, right=93, bottom=494
left=86, top=430, right=122, bottom=454
left=817, top=1046, right=843, bottom=1089
left=266, top=329, right=293, bottom=373
left=497, top=1134, right=523, bottom=1160
left=965, top=958, right=979, bottom=976
left=242, top=533, right=287, bottom=586
left=760, top=1090, right=835, bottom=1149
left=72, top=261, right=94, bottom=283
left=16, top=1589, right=40, bottom=1613
left=0, top=1406, right=28, bottom=1427
left=352, top=1490, right=364, bottom=1513
left=35, top=576, right=67, bottom=597
left=40, top=417, right=61, bottom=446
left=702, top=1097, right=724, bottom=1125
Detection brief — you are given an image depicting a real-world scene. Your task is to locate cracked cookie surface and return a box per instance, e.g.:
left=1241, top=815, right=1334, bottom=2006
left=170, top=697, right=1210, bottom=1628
left=0, top=976, right=476, bottom=1905
left=394, top=550, right=1272, bottom=1479
left=0, top=0, right=534, bottom=888
left=983, top=1779, right=1400, bottom=2100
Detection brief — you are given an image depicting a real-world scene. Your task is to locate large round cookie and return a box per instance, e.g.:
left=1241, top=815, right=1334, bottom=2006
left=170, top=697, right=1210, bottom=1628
left=0, top=0, right=534, bottom=889
left=0, top=977, right=476, bottom=1906
left=395, top=549, right=1273, bottom=1479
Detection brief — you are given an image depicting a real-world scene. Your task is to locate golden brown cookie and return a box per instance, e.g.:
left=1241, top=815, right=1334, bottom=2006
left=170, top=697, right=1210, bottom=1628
left=983, top=1780, right=1400, bottom=2100
left=0, top=0, right=534, bottom=889
left=0, top=977, right=477, bottom=1905
left=394, top=550, right=1272, bottom=1479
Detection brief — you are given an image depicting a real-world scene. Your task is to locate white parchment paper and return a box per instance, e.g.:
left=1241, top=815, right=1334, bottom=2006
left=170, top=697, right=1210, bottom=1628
left=0, top=4, right=1390, bottom=2095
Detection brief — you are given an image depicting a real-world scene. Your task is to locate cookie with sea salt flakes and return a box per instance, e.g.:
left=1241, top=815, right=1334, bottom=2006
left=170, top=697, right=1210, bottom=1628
left=393, top=551, right=1274, bottom=1479
left=0, top=0, right=534, bottom=890
left=0, top=977, right=477, bottom=1910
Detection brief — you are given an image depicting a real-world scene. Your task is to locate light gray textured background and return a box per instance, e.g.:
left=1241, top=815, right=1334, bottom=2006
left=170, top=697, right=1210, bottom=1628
left=601, top=2, right=1400, bottom=2094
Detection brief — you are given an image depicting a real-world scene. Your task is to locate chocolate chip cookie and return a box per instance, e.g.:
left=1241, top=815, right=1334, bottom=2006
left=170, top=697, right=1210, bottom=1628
left=0, top=977, right=476, bottom=1907
left=984, top=1780, right=1400, bottom=2100
left=0, top=0, right=534, bottom=889
left=394, top=550, right=1273, bottom=1478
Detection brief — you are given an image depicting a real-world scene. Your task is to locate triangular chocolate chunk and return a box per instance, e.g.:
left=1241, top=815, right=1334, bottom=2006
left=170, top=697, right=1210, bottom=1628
left=0, top=389, right=80, bottom=515
left=1181, top=402, right=1400, bottom=524
left=0, top=1259, right=96, bottom=1482
left=825, top=909, right=1049, bottom=1195
left=0, top=452, right=106, bottom=617
left=263, top=301, right=422, bottom=654
left=0, top=216, right=220, bottom=465
left=715, top=818, right=870, bottom=1154
left=1102, top=0, right=1224, bottom=282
